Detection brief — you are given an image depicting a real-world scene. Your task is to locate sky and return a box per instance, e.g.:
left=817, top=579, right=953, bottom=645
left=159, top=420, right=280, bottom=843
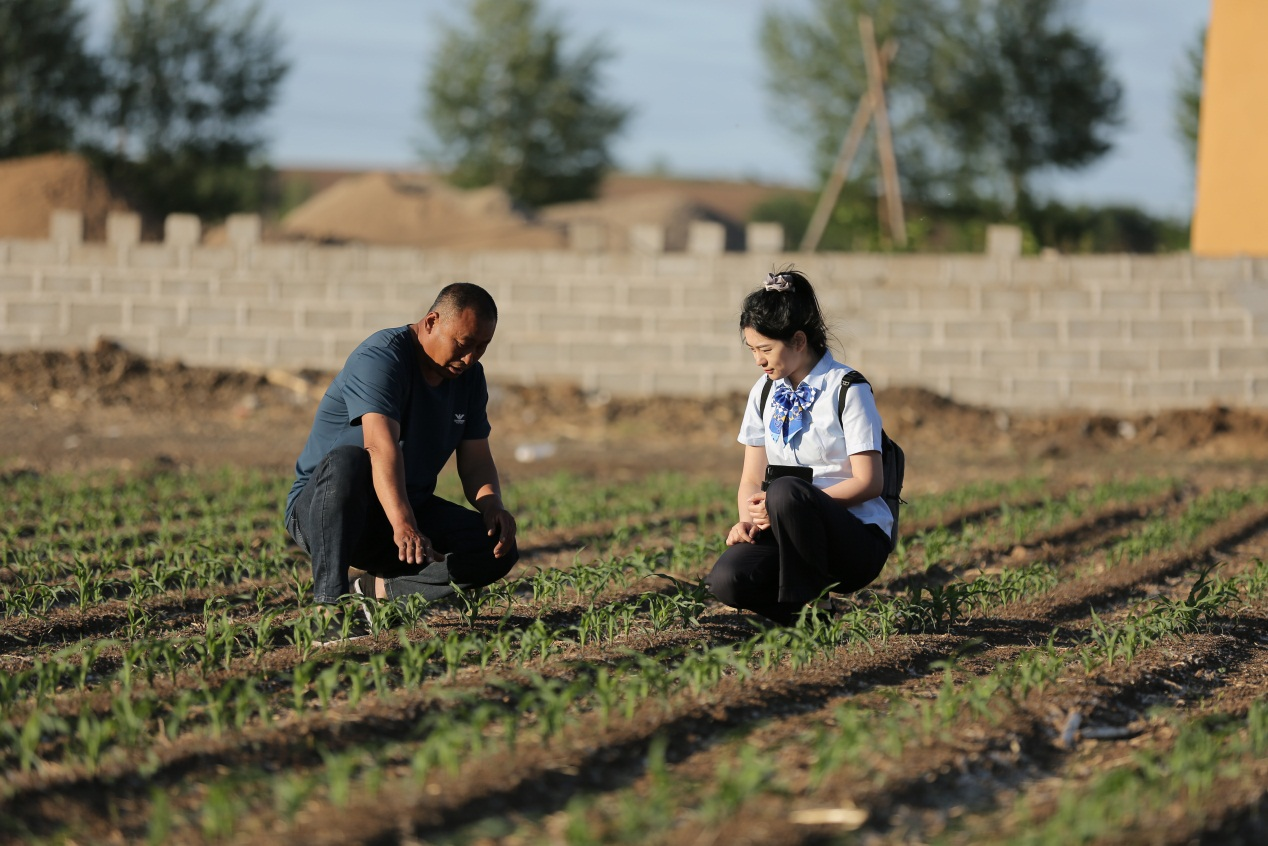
left=82, top=0, right=1211, bottom=219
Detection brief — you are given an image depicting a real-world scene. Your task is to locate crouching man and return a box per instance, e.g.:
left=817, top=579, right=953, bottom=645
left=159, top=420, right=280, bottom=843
left=284, top=282, right=518, bottom=640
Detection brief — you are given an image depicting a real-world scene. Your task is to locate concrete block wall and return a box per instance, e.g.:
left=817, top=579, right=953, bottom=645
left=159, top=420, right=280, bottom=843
left=2, top=212, right=1266, bottom=411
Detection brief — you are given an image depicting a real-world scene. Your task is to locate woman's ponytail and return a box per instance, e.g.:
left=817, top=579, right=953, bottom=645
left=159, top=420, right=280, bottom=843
left=738, top=269, right=829, bottom=356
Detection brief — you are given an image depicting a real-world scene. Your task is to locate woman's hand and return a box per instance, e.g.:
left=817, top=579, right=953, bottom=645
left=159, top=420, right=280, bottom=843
left=746, top=493, right=770, bottom=530
left=726, top=521, right=761, bottom=545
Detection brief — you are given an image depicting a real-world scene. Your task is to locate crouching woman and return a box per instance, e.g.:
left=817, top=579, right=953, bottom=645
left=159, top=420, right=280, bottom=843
left=705, top=270, right=892, bottom=625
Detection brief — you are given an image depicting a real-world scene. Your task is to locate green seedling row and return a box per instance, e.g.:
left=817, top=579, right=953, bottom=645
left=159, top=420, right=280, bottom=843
left=2, top=469, right=1266, bottom=844
left=489, top=560, right=1264, bottom=844
left=889, top=476, right=1182, bottom=575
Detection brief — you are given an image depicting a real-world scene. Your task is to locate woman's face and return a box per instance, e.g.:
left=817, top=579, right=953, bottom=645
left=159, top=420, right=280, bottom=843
left=743, top=327, right=813, bottom=385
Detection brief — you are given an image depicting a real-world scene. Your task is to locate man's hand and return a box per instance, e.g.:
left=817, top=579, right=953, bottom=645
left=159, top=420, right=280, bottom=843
left=363, top=412, right=433, bottom=564
left=394, top=524, right=436, bottom=565
left=726, top=521, right=761, bottom=546
left=481, top=506, right=517, bottom=558
left=458, top=439, right=515, bottom=557
left=747, top=492, right=770, bottom=530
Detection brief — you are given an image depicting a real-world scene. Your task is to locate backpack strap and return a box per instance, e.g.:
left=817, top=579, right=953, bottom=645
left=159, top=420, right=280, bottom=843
left=838, top=369, right=869, bottom=423
left=759, top=376, right=773, bottom=414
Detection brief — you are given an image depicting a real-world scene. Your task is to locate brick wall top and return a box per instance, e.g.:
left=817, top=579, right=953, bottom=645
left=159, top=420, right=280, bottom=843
left=3, top=214, right=1266, bottom=412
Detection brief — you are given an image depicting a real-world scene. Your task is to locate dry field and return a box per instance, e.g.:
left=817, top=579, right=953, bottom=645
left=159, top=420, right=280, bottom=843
left=3, top=346, right=1268, bottom=845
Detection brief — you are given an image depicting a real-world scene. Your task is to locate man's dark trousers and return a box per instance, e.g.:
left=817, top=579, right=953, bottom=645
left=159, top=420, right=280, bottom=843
left=287, top=445, right=517, bottom=604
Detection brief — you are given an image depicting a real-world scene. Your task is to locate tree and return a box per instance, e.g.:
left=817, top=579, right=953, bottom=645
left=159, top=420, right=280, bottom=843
left=929, top=0, right=1123, bottom=211
left=1174, top=26, right=1204, bottom=170
left=421, top=0, right=630, bottom=208
left=761, top=0, right=940, bottom=194
left=0, top=0, right=103, bottom=158
left=761, top=0, right=1123, bottom=213
left=94, top=0, right=289, bottom=219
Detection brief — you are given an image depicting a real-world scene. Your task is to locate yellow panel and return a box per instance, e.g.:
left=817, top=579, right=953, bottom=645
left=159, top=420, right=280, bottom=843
left=1192, top=0, right=1268, bottom=256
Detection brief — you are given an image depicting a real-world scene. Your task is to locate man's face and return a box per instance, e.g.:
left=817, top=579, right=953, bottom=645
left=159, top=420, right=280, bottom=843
left=419, top=307, right=497, bottom=380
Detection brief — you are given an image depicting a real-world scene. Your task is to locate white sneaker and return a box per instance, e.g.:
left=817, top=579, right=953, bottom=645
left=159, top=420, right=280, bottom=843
left=351, top=577, right=376, bottom=626
left=313, top=606, right=370, bottom=647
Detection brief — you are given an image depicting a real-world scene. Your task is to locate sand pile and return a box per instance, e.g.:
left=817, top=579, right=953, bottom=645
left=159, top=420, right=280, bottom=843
left=0, top=153, right=133, bottom=240
left=279, top=172, right=567, bottom=249
left=277, top=170, right=805, bottom=251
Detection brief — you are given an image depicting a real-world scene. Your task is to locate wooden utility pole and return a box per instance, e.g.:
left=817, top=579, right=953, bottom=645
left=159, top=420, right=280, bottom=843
left=799, top=38, right=897, bottom=252
left=860, top=15, right=906, bottom=247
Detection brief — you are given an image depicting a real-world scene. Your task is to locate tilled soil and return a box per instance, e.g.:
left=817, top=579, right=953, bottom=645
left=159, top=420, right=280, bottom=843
left=3, top=344, right=1268, bottom=844
left=5, top=340, right=1268, bottom=485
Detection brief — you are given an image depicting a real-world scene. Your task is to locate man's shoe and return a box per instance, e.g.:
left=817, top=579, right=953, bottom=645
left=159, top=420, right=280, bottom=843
left=355, top=575, right=377, bottom=621
left=794, top=597, right=839, bottom=628
left=352, top=575, right=380, bottom=629
left=314, top=605, right=370, bottom=647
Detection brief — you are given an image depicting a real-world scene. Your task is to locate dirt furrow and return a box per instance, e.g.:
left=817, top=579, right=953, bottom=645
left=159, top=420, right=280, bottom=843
left=1005, top=503, right=1268, bottom=624
left=0, top=505, right=730, bottom=653
left=1180, top=623, right=1268, bottom=717
left=255, top=638, right=967, bottom=846
left=6, top=492, right=1264, bottom=842
left=900, top=489, right=1063, bottom=536
left=0, top=578, right=300, bottom=653
left=2, top=634, right=962, bottom=843
left=674, top=631, right=1266, bottom=846
left=936, top=654, right=1268, bottom=845
left=878, top=487, right=1187, bottom=595
left=1152, top=769, right=1268, bottom=846
left=7, top=502, right=1257, bottom=801
left=1000, top=487, right=1185, bottom=559
left=441, top=531, right=1268, bottom=845
left=0, top=484, right=1190, bottom=656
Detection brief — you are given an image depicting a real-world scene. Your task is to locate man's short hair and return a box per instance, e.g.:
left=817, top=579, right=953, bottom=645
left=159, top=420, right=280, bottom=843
left=430, top=282, right=498, bottom=323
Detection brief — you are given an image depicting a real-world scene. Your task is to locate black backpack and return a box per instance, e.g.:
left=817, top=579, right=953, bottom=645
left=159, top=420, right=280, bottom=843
left=760, top=369, right=906, bottom=548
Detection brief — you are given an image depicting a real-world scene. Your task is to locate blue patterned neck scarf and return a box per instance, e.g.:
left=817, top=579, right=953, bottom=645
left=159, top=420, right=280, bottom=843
left=769, top=382, right=820, bottom=445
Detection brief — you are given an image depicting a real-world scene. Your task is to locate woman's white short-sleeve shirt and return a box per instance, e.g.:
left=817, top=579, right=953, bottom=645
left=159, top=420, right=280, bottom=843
left=738, top=350, right=893, bottom=537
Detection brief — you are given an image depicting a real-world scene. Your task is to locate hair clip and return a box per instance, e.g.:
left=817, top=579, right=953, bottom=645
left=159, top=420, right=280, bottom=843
left=764, top=272, right=794, bottom=292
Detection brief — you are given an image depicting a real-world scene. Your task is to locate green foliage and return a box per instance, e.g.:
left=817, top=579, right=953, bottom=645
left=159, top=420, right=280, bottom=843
left=1080, top=566, right=1246, bottom=671
left=699, top=745, right=779, bottom=822
left=761, top=0, right=1123, bottom=213
left=761, top=0, right=935, bottom=186
left=91, top=0, right=289, bottom=220
left=1006, top=703, right=1268, bottom=844
left=4, top=468, right=1266, bottom=841
left=1104, top=486, right=1268, bottom=569
left=94, top=151, right=279, bottom=226
left=1174, top=26, right=1204, bottom=170
left=421, top=0, right=630, bottom=208
left=0, top=0, right=103, bottom=157
left=1020, top=200, right=1189, bottom=254
left=929, top=0, right=1123, bottom=209
left=750, top=189, right=1185, bottom=254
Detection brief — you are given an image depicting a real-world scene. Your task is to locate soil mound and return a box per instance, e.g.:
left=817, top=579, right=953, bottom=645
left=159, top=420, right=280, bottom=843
left=879, top=385, right=1268, bottom=461
left=0, top=153, right=133, bottom=240
left=270, top=168, right=807, bottom=250
left=279, top=172, right=567, bottom=249
left=540, top=191, right=743, bottom=251
left=5, top=342, right=1266, bottom=463
left=0, top=339, right=278, bottom=414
